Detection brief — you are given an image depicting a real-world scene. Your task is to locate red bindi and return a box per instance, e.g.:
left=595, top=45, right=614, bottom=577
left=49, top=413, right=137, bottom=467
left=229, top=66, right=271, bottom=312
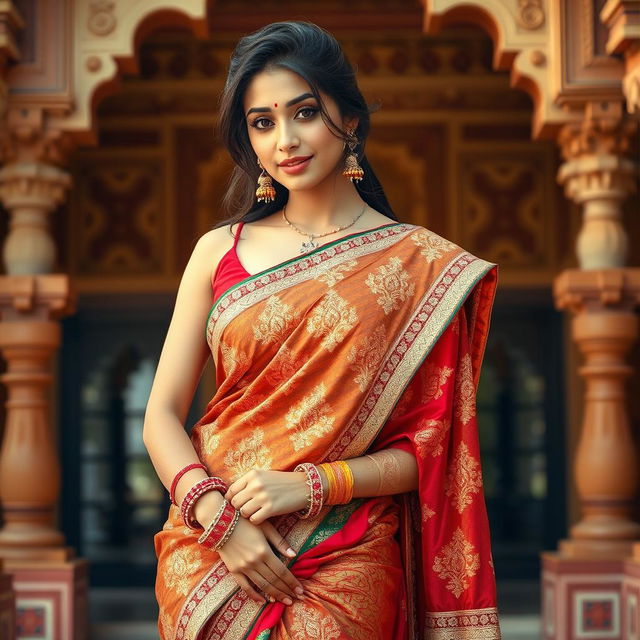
left=274, top=103, right=278, bottom=108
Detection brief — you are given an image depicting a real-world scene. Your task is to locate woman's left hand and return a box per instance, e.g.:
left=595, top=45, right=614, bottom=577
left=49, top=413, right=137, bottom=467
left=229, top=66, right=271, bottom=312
left=224, top=469, right=308, bottom=524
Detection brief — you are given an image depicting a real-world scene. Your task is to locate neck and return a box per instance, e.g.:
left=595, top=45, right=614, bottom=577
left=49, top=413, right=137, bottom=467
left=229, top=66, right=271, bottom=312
left=283, top=170, right=366, bottom=233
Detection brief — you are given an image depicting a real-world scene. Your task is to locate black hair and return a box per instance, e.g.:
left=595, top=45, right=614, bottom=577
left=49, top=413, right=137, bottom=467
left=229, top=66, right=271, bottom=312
left=214, top=20, right=396, bottom=228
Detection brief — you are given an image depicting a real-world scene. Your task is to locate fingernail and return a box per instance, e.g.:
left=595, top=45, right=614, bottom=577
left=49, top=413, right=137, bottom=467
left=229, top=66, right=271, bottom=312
left=269, top=596, right=275, bottom=603
left=295, top=587, right=304, bottom=596
left=286, top=547, right=296, bottom=557
left=283, top=597, right=293, bottom=606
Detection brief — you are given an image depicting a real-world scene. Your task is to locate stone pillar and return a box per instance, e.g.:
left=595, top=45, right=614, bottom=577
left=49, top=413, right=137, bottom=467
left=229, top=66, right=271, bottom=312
left=0, top=150, right=87, bottom=638
left=541, top=102, right=640, bottom=640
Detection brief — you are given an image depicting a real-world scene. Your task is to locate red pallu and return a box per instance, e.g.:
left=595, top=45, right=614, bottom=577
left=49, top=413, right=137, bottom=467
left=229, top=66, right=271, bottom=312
left=154, top=222, right=500, bottom=639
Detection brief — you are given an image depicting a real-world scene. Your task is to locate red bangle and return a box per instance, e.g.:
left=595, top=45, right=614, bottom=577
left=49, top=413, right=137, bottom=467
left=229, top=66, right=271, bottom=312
left=198, top=501, right=239, bottom=550
left=294, top=463, right=324, bottom=519
left=180, top=477, right=229, bottom=530
left=170, top=463, right=207, bottom=505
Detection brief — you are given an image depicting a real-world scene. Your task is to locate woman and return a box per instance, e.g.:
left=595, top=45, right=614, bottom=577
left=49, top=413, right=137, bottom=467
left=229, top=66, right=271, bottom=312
left=145, top=21, right=501, bottom=640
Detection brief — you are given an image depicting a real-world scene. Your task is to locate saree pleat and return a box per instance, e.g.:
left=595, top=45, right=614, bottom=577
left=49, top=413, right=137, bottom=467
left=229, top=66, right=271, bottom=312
left=154, top=223, right=500, bottom=640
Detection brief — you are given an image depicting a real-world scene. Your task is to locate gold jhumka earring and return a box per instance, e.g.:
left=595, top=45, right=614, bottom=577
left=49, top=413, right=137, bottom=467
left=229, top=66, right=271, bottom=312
left=255, top=158, right=276, bottom=203
left=342, top=129, right=364, bottom=182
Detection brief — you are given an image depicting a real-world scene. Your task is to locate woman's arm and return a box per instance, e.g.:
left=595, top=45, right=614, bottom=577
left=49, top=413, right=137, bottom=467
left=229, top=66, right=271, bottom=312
left=225, top=447, right=418, bottom=524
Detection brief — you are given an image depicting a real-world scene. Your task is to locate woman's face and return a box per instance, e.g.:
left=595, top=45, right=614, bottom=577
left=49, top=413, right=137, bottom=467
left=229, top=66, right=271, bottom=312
left=243, top=67, right=356, bottom=193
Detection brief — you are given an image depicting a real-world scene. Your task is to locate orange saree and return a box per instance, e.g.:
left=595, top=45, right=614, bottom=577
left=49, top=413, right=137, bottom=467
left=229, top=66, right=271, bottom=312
left=154, top=222, right=500, bottom=640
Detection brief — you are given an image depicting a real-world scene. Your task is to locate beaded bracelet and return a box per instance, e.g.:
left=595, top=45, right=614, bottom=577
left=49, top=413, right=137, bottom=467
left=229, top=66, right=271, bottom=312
left=294, top=463, right=324, bottom=519
left=180, top=476, right=229, bottom=530
left=198, top=501, right=240, bottom=551
left=170, top=463, right=208, bottom=505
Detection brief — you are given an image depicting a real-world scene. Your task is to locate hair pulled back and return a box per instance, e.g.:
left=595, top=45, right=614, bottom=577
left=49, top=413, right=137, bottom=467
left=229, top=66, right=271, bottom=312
left=215, top=20, right=396, bottom=227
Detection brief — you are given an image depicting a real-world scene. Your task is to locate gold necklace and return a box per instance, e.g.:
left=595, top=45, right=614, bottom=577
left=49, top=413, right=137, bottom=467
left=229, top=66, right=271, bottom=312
left=282, top=203, right=367, bottom=254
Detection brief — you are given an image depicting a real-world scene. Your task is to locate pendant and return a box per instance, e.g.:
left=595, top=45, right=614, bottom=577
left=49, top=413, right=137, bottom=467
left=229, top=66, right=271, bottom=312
left=300, top=237, right=318, bottom=253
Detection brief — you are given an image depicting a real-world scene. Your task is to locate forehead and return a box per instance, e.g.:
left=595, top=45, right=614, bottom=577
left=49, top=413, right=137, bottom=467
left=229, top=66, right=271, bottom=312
left=243, top=67, right=312, bottom=109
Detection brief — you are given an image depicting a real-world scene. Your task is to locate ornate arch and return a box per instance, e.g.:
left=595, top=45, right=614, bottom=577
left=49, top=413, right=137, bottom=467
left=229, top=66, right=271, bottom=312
left=421, top=0, right=623, bottom=138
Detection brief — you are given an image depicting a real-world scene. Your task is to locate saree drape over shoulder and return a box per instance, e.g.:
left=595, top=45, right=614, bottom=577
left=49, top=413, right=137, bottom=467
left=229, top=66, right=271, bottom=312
left=154, top=222, right=501, bottom=640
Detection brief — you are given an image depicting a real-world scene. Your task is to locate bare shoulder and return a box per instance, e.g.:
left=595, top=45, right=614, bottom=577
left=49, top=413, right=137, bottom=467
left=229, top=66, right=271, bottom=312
left=192, top=224, right=237, bottom=279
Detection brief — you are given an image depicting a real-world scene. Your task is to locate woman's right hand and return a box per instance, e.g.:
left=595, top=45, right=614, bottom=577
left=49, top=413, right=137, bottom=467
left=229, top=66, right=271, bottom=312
left=217, top=516, right=305, bottom=605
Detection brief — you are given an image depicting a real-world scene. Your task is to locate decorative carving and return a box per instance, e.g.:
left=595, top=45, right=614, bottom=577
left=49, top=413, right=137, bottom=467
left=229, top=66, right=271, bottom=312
left=553, top=267, right=640, bottom=555
left=0, top=162, right=71, bottom=275
left=516, top=0, right=545, bottom=30
left=86, top=55, right=102, bottom=72
left=529, top=50, right=546, bottom=66
left=88, top=0, right=116, bottom=37
left=557, top=102, right=638, bottom=269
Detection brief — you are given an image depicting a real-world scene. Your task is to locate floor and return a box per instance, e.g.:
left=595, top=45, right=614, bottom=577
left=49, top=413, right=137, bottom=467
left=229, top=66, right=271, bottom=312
left=89, top=581, right=542, bottom=639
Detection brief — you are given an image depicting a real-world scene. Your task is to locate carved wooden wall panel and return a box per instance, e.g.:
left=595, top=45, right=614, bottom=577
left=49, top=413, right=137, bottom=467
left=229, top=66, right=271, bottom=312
left=61, top=26, right=596, bottom=293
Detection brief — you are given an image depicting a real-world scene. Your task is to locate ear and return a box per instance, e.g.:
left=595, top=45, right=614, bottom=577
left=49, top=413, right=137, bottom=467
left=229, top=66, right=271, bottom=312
left=343, top=116, right=359, bottom=134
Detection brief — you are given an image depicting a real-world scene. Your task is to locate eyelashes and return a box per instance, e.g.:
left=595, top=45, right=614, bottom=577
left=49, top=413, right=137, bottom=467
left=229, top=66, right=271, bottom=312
left=249, top=106, right=319, bottom=131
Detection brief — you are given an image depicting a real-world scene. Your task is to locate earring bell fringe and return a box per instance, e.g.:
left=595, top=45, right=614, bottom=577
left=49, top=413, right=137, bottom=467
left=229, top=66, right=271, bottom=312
left=256, top=172, right=276, bottom=203
left=342, top=153, right=364, bottom=182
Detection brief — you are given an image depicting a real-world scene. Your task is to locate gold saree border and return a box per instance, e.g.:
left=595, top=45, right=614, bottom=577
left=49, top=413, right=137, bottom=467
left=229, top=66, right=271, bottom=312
left=327, top=252, right=496, bottom=461
left=205, top=223, right=417, bottom=353
left=425, top=607, right=501, bottom=639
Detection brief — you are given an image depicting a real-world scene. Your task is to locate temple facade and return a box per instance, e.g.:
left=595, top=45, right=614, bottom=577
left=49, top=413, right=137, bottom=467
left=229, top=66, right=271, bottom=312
left=0, top=1, right=638, bottom=638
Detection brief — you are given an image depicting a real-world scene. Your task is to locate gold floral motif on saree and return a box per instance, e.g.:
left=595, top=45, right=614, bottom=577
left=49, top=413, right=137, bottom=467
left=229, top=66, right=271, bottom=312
left=455, top=353, right=476, bottom=425
left=223, top=428, right=273, bottom=481
left=422, top=504, right=436, bottom=522
left=164, top=546, right=203, bottom=597
left=365, top=256, right=415, bottom=314
left=432, top=528, right=480, bottom=598
left=445, top=442, right=483, bottom=514
left=316, top=259, right=359, bottom=287
left=199, top=420, right=220, bottom=455
left=347, top=325, right=387, bottom=392
left=289, top=605, right=341, bottom=640
left=253, top=295, right=298, bottom=345
left=264, top=346, right=305, bottom=393
left=421, top=361, right=454, bottom=403
left=285, top=383, right=335, bottom=451
left=411, top=229, right=458, bottom=262
left=159, top=609, right=174, bottom=640
left=415, top=418, right=450, bottom=457
left=219, top=342, right=250, bottom=382
left=306, top=289, right=358, bottom=352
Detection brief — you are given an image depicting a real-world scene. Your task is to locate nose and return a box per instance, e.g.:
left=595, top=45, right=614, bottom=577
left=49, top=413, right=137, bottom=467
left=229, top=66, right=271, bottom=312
left=277, top=122, right=300, bottom=153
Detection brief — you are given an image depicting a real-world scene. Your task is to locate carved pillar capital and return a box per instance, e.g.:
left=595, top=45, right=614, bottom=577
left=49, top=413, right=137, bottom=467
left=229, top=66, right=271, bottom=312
left=0, top=160, right=71, bottom=275
left=557, top=102, right=638, bottom=269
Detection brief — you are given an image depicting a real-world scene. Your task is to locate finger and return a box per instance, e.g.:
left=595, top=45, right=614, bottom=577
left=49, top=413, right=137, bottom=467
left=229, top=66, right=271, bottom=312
left=248, top=569, right=293, bottom=606
left=262, top=522, right=296, bottom=558
left=264, top=555, right=304, bottom=599
left=233, top=573, right=266, bottom=604
left=229, top=488, right=254, bottom=511
left=226, top=476, right=248, bottom=501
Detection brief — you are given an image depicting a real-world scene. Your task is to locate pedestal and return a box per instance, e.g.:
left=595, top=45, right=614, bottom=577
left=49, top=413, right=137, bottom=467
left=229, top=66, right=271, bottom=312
left=5, top=551, right=88, bottom=640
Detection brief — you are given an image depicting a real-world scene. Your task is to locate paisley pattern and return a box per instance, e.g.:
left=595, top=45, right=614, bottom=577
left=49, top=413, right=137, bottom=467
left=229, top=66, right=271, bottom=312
left=455, top=353, right=476, bottom=426
left=365, top=256, right=415, bottom=314
left=421, top=361, right=454, bottom=403
left=415, top=418, right=450, bottom=457
left=432, top=528, right=480, bottom=598
left=306, top=289, right=358, bottom=352
left=285, top=383, right=335, bottom=451
left=289, top=606, right=341, bottom=640
left=347, top=325, right=387, bottom=392
left=163, top=546, right=203, bottom=597
left=445, top=442, right=483, bottom=514
left=253, top=295, right=297, bottom=345
left=411, top=229, right=457, bottom=262
left=223, top=428, right=273, bottom=481
left=316, top=259, right=358, bottom=287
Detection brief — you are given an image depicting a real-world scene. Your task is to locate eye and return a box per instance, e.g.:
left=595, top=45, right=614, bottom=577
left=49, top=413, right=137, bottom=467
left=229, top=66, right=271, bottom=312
left=250, top=117, right=272, bottom=130
left=296, top=106, right=318, bottom=119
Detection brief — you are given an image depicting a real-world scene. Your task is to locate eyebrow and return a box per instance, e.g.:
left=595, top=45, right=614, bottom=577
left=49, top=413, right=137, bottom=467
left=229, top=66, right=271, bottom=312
left=246, top=92, right=316, bottom=117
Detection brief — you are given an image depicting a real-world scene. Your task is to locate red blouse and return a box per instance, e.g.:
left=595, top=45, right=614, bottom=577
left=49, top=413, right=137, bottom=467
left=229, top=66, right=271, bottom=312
left=211, top=222, right=251, bottom=302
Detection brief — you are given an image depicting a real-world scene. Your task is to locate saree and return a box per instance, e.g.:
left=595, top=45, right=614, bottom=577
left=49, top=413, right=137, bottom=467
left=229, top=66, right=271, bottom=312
left=154, top=221, right=501, bottom=640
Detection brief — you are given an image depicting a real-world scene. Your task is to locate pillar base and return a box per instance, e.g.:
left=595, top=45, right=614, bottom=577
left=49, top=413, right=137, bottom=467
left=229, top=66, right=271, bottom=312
left=0, top=560, right=15, bottom=640
left=542, top=551, right=625, bottom=640
left=560, top=537, right=638, bottom=559
left=3, top=553, right=88, bottom=640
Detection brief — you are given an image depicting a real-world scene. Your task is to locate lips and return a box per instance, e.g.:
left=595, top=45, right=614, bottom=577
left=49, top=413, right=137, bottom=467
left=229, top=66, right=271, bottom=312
left=278, top=156, right=312, bottom=167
